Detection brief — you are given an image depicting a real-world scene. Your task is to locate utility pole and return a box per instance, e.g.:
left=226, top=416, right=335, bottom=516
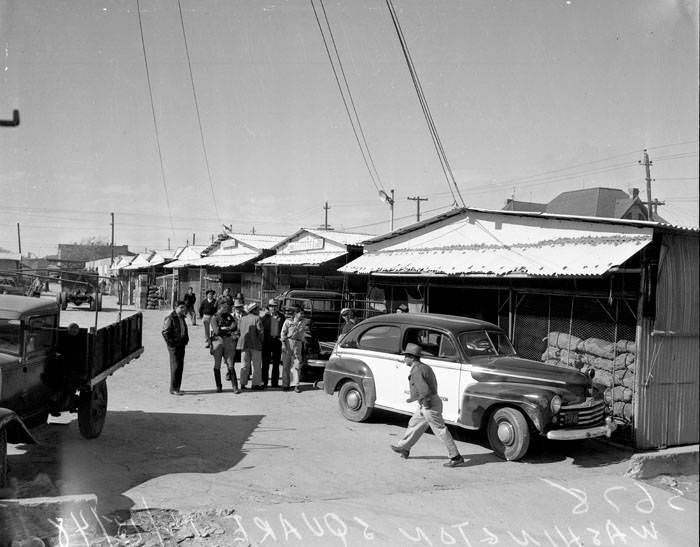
left=192, top=233, right=196, bottom=245
left=110, top=212, right=115, bottom=266
left=638, top=149, right=664, bottom=220
left=323, top=201, right=331, bottom=230
left=407, top=195, right=429, bottom=222
left=168, top=238, right=171, bottom=250
left=16, top=222, right=22, bottom=255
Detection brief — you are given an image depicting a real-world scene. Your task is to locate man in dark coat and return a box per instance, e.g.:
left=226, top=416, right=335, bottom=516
left=162, top=301, right=189, bottom=395
left=261, top=298, right=284, bottom=387
left=183, top=287, right=197, bottom=325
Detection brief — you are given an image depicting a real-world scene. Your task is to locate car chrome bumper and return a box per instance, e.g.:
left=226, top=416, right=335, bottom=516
left=546, top=417, right=617, bottom=441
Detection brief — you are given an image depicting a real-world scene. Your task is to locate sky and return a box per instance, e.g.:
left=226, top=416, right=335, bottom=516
left=1, top=0, right=698, bottom=257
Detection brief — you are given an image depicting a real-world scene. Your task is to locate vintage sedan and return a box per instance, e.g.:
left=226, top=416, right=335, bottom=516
left=323, top=313, right=616, bottom=461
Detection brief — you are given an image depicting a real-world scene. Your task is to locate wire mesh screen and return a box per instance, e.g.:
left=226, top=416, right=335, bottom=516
left=513, top=292, right=638, bottom=443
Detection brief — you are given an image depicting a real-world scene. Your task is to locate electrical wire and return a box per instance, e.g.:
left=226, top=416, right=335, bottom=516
left=310, top=0, right=382, bottom=193
left=177, top=0, right=223, bottom=225
left=385, top=0, right=465, bottom=207
left=319, top=0, right=385, bottom=192
left=136, top=0, right=176, bottom=238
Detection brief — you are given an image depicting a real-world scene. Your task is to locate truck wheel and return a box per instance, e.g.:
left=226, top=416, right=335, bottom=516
left=487, top=407, right=530, bottom=461
left=60, top=291, right=68, bottom=310
left=78, top=381, right=108, bottom=439
left=338, top=381, right=373, bottom=422
left=0, top=428, right=7, bottom=489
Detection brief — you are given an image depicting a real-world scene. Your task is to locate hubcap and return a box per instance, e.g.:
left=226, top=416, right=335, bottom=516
left=497, top=421, right=514, bottom=445
left=345, top=390, right=361, bottom=410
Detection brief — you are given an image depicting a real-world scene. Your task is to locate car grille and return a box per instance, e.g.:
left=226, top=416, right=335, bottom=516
left=558, top=400, right=605, bottom=427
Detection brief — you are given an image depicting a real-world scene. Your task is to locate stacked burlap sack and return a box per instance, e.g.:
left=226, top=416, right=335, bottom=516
left=146, top=285, right=164, bottom=310
left=541, top=332, right=636, bottom=421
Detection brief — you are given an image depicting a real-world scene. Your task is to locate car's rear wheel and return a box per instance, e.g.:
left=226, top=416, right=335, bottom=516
left=338, top=381, right=373, bottom=422
left=487, top=407, right=530, bottom=461
left=78, top=381, right=108, bottom=439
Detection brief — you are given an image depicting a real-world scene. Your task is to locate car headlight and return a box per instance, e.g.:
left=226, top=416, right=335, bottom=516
left=550, top=395, right=562, bottom=414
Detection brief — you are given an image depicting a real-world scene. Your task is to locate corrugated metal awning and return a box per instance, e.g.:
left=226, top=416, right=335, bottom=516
left=190, top=253, right=260, bottom=268
left=340, top=235, right=652, bottom=277
left=257, top=251, right=347, bottom=266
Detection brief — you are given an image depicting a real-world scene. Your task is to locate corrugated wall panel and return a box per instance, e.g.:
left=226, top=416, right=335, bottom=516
left=636, top=235, right=699, bottom=448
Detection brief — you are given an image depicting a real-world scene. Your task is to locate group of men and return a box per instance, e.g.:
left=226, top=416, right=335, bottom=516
left=162, top=287, right=309, bottom=396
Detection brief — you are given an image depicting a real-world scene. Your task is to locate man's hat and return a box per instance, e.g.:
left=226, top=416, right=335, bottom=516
left=206, top=289, right=215, bottom=296
left=233, top=298, right=244, bottom=308
left=245, top=302, right=259, bottom=314
left=402, top=343, right=422, bottom=358
left=396, top=303, right=409, bottom=313
left=340, top=307, right=354, bottom=317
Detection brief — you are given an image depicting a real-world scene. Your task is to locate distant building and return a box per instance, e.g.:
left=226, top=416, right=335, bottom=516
left=57, top=244, right=130, bottom=268
left=503, top=187, right=662, bottom=222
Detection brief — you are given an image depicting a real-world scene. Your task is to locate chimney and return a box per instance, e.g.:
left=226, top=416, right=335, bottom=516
left=629, top=187, right=640, bottom=199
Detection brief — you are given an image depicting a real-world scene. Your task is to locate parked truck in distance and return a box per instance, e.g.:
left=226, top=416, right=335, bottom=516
left=0, top=294, right=144, bottom=487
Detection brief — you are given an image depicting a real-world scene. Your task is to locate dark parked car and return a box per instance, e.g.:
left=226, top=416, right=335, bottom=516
left=323, top=313, right=615, bottom=461
left=276, top=289, right=344, bottom=382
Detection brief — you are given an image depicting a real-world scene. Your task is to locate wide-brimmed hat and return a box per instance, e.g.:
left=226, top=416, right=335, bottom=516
left=402, top=343, right=422, bottom=358
left=233, top=298, right=244, bottom=308
left=245, top=302, right=259, bottom=313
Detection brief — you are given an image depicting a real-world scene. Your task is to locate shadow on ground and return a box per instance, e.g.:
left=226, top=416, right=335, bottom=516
left=3, top=410, right=263, bottom=540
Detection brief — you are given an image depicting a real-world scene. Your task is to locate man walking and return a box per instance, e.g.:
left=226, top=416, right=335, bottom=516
left=162, top=301, right=189, bottom=395
left=209, top=302, right=240, bottom=393
left=238, top=301, right=264, bottom=390
left=261, top=298, right=284, bottom=388
left=199, top=289, right=218, bottom=347
left=183, top=287, right=197, bottom=326
left=390, top=343, right=464, bottom=467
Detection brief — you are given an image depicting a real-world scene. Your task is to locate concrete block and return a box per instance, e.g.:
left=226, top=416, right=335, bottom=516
left=625, top=444, right=699, bottom=479
left=0, top=493, right=98, bottom=545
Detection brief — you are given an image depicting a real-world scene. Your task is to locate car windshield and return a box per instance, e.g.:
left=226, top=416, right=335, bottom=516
left=0, top=319, right=21, bottom=355
left=458, top=330, right=516, bottom=358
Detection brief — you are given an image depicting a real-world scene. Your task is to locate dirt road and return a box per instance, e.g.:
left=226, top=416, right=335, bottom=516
left=3, top=297, right=698, bottom=545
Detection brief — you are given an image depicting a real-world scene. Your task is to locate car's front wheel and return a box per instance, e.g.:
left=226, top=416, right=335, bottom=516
left=487, top=407, right=530, bottom=461
left=338, top=381, right=373, bottom=422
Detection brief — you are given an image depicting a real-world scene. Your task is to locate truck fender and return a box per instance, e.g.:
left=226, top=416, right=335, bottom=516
left=0, top=408, right=38, bottom=445
left=461, top=383, right=561, bottom=433
left=323, top=357, right=376, bottom=407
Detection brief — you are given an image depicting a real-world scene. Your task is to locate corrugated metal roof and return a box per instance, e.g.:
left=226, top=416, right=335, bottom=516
left=123, top=252, right=154, bottom=270
left=341, top=211, right=655, bottom=277
left=304, top=229, right=370, bottom=246
left=340, top=236, right=651, bottom=277
left=162, top=245, right=207, bottom=268
left=257, top=250, right=347, bottom=266
left=191, top=253, right=260, bottom=267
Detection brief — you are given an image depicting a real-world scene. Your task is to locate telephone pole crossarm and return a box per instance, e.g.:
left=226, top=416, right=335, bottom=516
left=407, top=195, right=429, bottom=222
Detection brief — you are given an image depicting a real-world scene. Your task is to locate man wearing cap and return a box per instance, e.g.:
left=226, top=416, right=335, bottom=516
left=199, top=289, right=218, bottom=347
left=339, top=308, right=357, bottom=340
left=280, top=306, right=309, bottom=393
left=262, top=298, right=284, bottom=388
left=238, top=301, right=264, bottom=390
left=390, top=343, right=464, bottom=467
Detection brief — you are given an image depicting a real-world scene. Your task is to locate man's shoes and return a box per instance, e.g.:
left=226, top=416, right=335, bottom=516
left=443, top=455, right=464, bottom=468
left=170, top=390, right=184, bottom=396
left=294, top=386, right=301, bottom=393
left=282, top=386, right=291, bottom=392
left=234, top=388, right=242, bottom=394
left=390, top=445, right=410, bottom=459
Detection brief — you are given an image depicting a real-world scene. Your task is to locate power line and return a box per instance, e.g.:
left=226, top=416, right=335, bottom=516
left=318, top=0, right=385, bottom=192
left=136, top=0, right=176, bottom=238
left=385, top=0, right=464, bottom=207
left=310, top=0, right=382, bottom=193
left=177, top=0, right=222, bottom=224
